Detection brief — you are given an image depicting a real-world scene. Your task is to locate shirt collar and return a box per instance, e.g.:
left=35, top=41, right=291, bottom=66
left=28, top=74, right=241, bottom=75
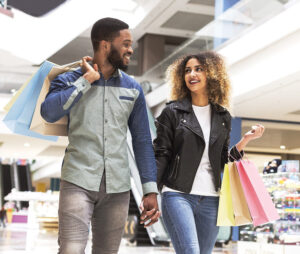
left=112, top=68, right=122, bottom=78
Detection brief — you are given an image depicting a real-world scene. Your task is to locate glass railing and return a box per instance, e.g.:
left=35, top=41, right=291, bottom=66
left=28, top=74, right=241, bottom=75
left=138, top=0, right=299, bottom=86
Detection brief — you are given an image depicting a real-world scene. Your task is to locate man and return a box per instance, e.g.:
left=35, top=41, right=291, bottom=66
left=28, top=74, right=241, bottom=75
left=41, top=17, right=160, bottom=254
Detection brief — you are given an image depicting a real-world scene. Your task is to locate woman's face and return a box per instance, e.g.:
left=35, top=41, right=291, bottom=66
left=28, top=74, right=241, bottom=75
left=184, top=58, right=207, bottom=95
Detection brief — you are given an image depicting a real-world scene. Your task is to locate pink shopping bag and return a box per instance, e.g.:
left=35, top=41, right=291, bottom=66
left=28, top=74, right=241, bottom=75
left=235, top=160, right=279, bottom=226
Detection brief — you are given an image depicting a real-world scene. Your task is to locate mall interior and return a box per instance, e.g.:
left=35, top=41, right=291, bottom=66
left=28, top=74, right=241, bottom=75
left=0, top=0, right=300, bottom=253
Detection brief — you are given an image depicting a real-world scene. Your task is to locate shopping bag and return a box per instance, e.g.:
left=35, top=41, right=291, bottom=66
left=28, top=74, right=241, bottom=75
left=3, top=74, right=34, bottom=112
left=229, top=162, right=252, bottom=225
left=29, top=61, right=81, bottom=136
left=3, top=61, right=58, bottom=141
left=217, top=164, right=235, bottom=226
left=236, top=160, right=280, bottom=226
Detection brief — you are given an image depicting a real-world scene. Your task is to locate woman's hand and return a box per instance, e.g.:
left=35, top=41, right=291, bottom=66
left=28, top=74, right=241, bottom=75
left=243, top=124, right=265, bottom=141
left=236, top=124, right=265, bottom=152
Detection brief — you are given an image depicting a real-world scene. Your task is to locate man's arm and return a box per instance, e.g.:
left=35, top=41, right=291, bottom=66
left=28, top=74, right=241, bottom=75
left=41, top=57, right=99, bottom=122
left=128, top=85, right=160, bottom=227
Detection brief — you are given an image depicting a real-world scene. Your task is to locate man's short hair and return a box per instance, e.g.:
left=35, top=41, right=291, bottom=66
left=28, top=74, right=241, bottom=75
left=91, top=17, right=129, bottom=52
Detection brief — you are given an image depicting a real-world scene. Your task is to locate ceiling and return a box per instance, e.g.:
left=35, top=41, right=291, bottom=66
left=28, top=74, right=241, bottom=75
left=1, top=0, right=300, bottom=167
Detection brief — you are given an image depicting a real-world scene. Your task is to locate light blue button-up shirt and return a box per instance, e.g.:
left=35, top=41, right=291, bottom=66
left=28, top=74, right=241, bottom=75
left=41, top=68, right=158, bottom=194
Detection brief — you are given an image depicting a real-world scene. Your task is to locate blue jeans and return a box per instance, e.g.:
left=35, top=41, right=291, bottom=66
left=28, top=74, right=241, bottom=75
left=162, top=192, right=219, bottom=254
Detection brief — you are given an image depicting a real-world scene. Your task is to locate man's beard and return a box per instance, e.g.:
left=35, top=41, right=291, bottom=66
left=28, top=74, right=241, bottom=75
left=107, top=45, right=129, bottom=71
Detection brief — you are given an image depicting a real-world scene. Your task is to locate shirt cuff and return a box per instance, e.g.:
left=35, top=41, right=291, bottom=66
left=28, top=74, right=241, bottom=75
left=142, top=181, right=158, bottom=195
left=73, top=76, right=91, bottom=94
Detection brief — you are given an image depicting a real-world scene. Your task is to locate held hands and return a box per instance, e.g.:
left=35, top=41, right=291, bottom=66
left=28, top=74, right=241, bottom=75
left=81, top=56, right=100, bottom=83
left=139, top=193, right=161, bottom=228
left=244, top=124, right=265, bottom=141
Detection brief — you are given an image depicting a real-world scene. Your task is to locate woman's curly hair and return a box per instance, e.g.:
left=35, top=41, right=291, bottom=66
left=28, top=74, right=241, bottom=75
left=166, top=51, right=231, bottom=109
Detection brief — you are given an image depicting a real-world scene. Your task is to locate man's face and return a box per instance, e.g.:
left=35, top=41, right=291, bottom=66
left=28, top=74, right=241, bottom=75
left=108, top=29, right=133, bottom=71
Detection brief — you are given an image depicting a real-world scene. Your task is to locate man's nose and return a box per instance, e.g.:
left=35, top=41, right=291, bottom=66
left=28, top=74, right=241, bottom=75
left=128, top=46, right=133, bottom=55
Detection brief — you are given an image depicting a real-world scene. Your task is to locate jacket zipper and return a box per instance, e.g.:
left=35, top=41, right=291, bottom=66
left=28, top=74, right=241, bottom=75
left=169, top=154, right=180, bottom=180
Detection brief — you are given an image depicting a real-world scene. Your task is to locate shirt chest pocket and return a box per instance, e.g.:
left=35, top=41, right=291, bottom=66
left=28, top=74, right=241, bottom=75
left=114, top=95, right=135, bottom=121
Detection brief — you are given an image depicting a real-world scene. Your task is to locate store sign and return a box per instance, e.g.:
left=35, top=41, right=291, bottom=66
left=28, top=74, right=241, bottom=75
left=280, top=160, right=299, bottom=173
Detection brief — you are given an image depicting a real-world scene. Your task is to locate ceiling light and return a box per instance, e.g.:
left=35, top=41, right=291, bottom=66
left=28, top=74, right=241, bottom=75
left=10, top=88, right=16, bottom=94
left=24, top=143, right=30, bottom=147
left=280, top=145, right=286, bottom=149
left=111, top=0, right=137, bottom=11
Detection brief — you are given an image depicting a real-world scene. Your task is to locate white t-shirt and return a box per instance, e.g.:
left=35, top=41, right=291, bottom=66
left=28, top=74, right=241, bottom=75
left=162, top=104, right=219, bottom=196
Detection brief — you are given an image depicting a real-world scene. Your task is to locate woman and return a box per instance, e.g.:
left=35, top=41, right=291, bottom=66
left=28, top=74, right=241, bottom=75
left=153, top=51, right=264, bottom=254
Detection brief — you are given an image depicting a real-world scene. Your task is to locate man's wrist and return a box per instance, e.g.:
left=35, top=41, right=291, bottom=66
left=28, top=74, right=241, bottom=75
left=144, top=192, right=157, bottom=197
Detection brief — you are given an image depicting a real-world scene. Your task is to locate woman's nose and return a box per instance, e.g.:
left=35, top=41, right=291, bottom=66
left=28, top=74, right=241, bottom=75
left=190, top=70, right=196, bottom=77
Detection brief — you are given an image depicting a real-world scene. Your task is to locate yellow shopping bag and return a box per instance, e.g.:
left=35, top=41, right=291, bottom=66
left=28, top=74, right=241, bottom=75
left=217, top=164, right=235, bottom=226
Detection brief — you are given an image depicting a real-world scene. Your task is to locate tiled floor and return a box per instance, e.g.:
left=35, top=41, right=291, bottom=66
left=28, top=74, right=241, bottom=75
left=0, top=224, right=236, bottom=253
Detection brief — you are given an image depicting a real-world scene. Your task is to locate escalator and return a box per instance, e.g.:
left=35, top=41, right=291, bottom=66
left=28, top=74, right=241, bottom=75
left=126, top=107, right=170, bottom=245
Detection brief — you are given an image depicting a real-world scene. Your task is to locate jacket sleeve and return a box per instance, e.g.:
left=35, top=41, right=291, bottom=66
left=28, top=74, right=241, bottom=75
left=128, top=85, right=158, bottom=195
left=41, top=73, right=91, bottom=123
left=221, top=114, right=244, bottom=166
left=153, top=106, right=174, bottom=192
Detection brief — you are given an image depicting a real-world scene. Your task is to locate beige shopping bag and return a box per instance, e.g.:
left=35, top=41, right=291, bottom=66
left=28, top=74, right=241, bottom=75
left=229, top=162, right=252, bottom=225
left=217, top=164, right=235, bottom=226
left=30, top=61, right=81, bottom=136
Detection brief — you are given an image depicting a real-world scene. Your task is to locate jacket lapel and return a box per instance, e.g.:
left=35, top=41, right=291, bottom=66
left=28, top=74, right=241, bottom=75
left=174, top=99, right=227, bottom=144
left=174, top=98, right=205, bottom=141
left=209, top=103, right=227, bottom=146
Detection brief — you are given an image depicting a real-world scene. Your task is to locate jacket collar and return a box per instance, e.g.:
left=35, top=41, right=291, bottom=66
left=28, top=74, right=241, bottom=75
left=173, top=97, right=227, bottom=145
left=173, top=97, right=227, bottom=114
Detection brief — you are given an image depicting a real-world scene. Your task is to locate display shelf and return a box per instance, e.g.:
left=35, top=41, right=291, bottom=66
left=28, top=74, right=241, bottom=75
left=239, top=171, right=300, bottom=246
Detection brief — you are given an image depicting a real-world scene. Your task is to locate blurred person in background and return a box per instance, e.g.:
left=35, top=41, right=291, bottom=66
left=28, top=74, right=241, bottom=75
left=0, top=206, right=6, bottom=228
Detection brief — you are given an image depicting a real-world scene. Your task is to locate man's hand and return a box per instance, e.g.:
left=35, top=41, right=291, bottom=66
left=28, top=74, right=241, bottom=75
left=139, top=193, right=161, bottom=228
left=81, top=56, right=100, bottom=83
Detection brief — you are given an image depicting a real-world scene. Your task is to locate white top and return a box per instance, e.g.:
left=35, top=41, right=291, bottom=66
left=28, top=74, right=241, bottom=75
left=162, top=104, right=219, bottom=196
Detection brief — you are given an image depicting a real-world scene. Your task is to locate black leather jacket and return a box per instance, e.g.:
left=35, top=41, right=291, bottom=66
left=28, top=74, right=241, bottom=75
left=153, top=98, right=243, bottom=193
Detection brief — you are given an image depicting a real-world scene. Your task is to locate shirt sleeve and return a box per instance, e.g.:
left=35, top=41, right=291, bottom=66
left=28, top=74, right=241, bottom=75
left=41, top=73, right=91, bottom=123
left=128, top=85, right=158, bottom=195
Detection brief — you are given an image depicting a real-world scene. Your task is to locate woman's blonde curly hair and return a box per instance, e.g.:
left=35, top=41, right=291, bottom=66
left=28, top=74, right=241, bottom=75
left=166, top=51, right=231, bottom=109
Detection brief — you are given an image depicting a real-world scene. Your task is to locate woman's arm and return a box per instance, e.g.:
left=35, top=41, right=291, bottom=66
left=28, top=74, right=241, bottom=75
left=153, top=106, right=175, bottom=191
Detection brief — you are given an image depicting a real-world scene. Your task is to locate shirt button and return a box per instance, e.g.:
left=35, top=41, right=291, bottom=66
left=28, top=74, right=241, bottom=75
left=105, top=99, right=108, bottom=102
left=104, top=138, right=107, bottom=142
left=105, top=119, right=108, bottom=123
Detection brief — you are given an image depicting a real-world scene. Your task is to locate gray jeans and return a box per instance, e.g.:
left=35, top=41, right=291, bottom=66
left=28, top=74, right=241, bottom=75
left=58, top=175, right=130, bottom=254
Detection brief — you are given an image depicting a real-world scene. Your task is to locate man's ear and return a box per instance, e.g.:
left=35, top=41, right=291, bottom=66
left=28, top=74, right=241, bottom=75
left=100, top=40, right=111, bottom=52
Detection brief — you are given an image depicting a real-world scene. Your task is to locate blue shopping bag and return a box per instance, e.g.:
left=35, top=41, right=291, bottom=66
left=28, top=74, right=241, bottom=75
left=3, top=61, right=58, bottom=141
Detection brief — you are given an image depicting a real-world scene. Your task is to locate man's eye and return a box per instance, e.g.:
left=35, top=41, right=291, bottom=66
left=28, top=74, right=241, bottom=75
left=124, top=44, right=130, bottom=48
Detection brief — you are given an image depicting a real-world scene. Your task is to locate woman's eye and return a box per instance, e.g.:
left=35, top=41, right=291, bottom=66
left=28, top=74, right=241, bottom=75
left=185, top=69, right=190, bottom=73
left=196, top=67, right=203, bottom=72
